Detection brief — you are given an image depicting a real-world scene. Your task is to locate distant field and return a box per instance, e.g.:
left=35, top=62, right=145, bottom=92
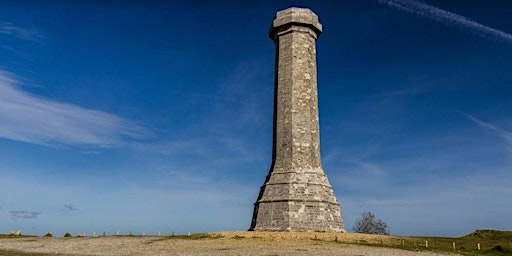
left=0, top=230, right=510, bottom=256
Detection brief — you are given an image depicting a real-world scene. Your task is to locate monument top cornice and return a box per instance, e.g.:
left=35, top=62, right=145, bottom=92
left=270, top=7, right=322, bottom=39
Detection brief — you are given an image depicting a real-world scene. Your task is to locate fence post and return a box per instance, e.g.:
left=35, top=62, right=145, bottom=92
left=425, top=240, right=428, bottom=248
left=453, top=242, right=456, bottom=250
left=477, top=243, right=481, bottom=251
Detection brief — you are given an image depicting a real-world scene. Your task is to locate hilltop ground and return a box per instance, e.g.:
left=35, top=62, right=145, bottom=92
left=0, top=230, right=510, bottom=256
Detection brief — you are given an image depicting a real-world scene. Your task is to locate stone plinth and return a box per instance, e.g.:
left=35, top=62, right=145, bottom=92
left=250, top=7, right=345, bottom=232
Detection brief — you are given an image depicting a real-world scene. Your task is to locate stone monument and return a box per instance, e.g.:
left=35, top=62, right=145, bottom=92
left=250, top=7, right=345, bottom=232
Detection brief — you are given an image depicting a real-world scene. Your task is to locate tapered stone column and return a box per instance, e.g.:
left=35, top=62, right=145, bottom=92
left=250, top=7, right=345, bottom=232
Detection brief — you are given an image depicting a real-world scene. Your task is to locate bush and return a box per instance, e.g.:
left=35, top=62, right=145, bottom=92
left=64, top=232, right=72, bottom=237
left=43, top=232, right=53, bottom=237
left=352, top=211, right=389, bottom=235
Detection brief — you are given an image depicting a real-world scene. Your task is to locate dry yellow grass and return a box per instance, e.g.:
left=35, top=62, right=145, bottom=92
left=214, top=231, right=397, bottom=244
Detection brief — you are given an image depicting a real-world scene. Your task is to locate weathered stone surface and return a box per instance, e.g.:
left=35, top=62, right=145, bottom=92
left=250, top=7, right=345, bottom=232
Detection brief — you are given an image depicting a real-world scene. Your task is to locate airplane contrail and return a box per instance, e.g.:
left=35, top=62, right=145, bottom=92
left=377, top=0, right=512, bottom=44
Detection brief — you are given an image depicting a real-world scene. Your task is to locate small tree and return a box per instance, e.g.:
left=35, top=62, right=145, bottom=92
left=352, top=211, right=389, bottom=235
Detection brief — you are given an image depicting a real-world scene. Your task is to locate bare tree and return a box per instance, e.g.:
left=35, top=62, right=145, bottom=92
left=352, top=211, right=389, bottom=235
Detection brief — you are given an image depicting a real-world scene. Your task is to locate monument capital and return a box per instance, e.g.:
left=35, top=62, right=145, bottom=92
left=270, top=7, right=322, bottom=40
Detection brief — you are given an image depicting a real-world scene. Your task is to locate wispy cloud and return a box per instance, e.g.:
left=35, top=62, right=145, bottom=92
left=324, top=153, right=390, bottom=194
left=0, top=70, right=150, bottom=147
left=378, top=0, right=512, bottom=44
left=0, top=22, right=42, bottom=41
left=465, top=114, right=512, bottom=146
left=10, top=210, right=42, bottom=219
left=141, top=59, right=271, bottom=162
left=64, top=204, right=80, bottom=211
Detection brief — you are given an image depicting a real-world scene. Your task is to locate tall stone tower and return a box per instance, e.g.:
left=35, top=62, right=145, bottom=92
left=250, top=7, right=344, bottom=232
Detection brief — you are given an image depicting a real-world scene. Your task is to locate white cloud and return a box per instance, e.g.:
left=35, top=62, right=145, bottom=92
left=0, top=22, right=42, bottom=41
left=465, top=114, right=512, bottom=146
left=0, top=70, right=150, bottom=147
left=378, top=0, right=512, bottom=44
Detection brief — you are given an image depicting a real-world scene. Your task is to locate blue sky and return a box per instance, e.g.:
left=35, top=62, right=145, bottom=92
left=1, top=0, right=511, bottom=237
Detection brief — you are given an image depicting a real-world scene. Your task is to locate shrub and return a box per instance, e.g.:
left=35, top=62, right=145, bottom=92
left=352, top=211, right=389, bottom=235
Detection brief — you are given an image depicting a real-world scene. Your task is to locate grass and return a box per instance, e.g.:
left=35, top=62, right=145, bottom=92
left=348, top=230, right=512, bottom=256
left=206, top=230, right=512, bottom=255
left=168, top=232, right=224, bottom=240
left=0, top=251, right=67, bottom=256
left=414, top=230, right=512, bottom=256
left=0, top=253, right=51, bottom=256
left=1, top=230, right=511, bottom=255
left=221, top=230, right=512, bottom=256
left=0, top=235, right=37, bottom=239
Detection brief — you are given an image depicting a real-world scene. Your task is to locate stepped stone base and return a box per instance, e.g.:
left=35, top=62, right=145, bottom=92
left=252, top=200, right=344, bottom=232
left=251, top=168, right=345, bottom=232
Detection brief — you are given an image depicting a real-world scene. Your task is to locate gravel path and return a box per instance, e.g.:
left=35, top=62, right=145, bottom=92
left=0, top=235, right=459, bottom=256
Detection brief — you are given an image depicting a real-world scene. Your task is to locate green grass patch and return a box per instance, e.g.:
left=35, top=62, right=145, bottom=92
left=0, top=235, right=37, bottom=239
left=148, top=232, right=224, bottom=241
left=377, top=230, right=512, bottom=256
left=0, top=250, right=67, bottom=256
